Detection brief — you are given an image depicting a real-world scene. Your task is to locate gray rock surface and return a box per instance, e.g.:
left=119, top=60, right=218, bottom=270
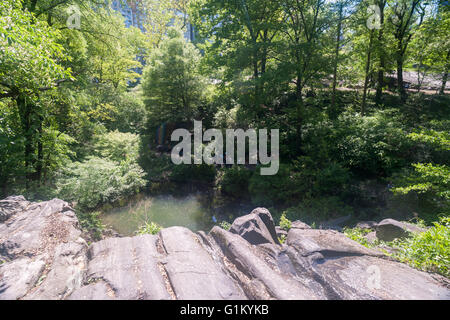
left=0, top=198, right=87, bottom=299
left=376, top=218, right=427, bottom=242
left=291, top=220, right=312, bottom=230
left=275, top=226, right=288, bottom=238
left=0, top=196, right=29, bottom=222
left=356, top=221, right=378, bottom=230
left=229, top=207, right=280, bottom=245
left=1, top=196, right=448, bottom=300
left=364, top=231, right=378, bottom=244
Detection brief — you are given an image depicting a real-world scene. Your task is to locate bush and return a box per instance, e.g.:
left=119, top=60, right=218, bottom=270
left=344, top=217, right=449, bottom=277
left=248, top=164, right=299, bottom=207
left=219, top=221, right=232, bottom=231
left=55, top=157, right=147, bottom=210
left=290, top=157, right=351, bottom=198
left=343, top=227, right=373, bottom=248
left=332, top=109, right=412, bottom=177
left=282, top=196, right=354, bottom=225
left=279, top=212, right=292, bottom=231
left=77, top=211, right=105, bottom=241
left=136, top=221, right=162, bottom=235
left=392, top=127, right=450, bottom=219
left=218, top=166, right=252, bottom=198
left=170, top=163, right=216, bottom=184
left=106, top=91, right=147, bottom=134
left=92, top=130, right=140, bottom=162
left=390, top=216, right=449, bottom=277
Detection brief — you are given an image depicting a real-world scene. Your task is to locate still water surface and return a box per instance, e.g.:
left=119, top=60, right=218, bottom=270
left=100, top=193, right=251, bottom=236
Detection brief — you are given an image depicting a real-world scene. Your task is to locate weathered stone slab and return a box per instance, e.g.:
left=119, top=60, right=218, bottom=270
left=211, top=226, right=319, bottom=300
left=160, top=226, right=246, bottom=300
left=0, top=198, right=86, bottom=300
left=1, top=198, right=448, bottom=301
left=376, top=219, right=427, bottom=242
left=287, top=228, right=449, bottom=300
left=0, top=196, right=30, bottom=223
left=77, top=235, right=170, bottom=300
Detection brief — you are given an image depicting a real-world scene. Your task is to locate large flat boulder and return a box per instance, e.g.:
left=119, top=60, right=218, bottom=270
left=160, top=227, right=245, bottom=300
left=286, top=228, right=448, bottom=300
left=0, top=198, right=87, bottom=300
left=210, top=226, right=321, bottom=300
left=376, top=219, right=427, bottom=242
left=70, top=235, right=170, bottom=300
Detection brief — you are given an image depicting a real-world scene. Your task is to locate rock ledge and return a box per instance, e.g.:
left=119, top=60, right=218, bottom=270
left=1, top=196, right=448, bottom=300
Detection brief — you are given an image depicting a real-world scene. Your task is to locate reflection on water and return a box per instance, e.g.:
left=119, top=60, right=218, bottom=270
left=100, top=194, right=218, bottom=236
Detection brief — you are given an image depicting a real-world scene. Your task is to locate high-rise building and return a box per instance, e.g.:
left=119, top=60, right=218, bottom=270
left=111, top=0, right=145, bottom=31
left=109, top=0, right=196, bottom=85
left=110, top=1, right=195, bottom=42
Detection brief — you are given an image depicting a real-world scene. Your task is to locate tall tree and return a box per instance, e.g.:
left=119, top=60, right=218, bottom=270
left=390, top=0, right=426, bottom=102
left=375, top=0, right=387, bottom=105
left=141, top=28, right=207, bottom=125
left=280, top=0, right=330, bottom=151
left=0, top=0, right=71, bottom=186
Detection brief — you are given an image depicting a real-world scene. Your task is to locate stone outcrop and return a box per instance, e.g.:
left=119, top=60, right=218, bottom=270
left=376, top=219, right=427, bottom=242
left=353, top=219, right=428, bottom=242
left=229, top=208, right=280, bottom=245
left=1, top=196, right=449, bottom=300
left=0, top=196, right=87, bottom=300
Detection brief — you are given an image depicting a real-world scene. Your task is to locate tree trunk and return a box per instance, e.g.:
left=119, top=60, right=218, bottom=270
left=17, top=95, right=34, bottom=189
left=375, top=1, right=386, bottom=105
left=331, top=3, right=343, bottom=108
left=296, top=75, right=303, bottom=155
left=441, top=70, right=448, bottom=95
left=36, top=116, right=43, bottom=186
left=417, top=60, right=423, bottom=93
left=397, top=44, right=407, bottom=103
left=362, top=30, right=375, bottom=116
left=440, top=50, right=449, bottom=95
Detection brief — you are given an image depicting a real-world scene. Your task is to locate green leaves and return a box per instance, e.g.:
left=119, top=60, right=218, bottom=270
left=55, top=157, right=147, bottom=210
left=394, top=163, right=450, bottom=199
left=136, top=221, right=162, bottom=235
left=142, top=27, right=207, bottom=124
left=390, top=216, right=450, bottom=277
left=0, top=0, right=70, bottom=95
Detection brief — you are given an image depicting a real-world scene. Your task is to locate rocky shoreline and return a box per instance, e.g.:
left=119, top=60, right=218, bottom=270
left=0, top=196, right=448, bottom=300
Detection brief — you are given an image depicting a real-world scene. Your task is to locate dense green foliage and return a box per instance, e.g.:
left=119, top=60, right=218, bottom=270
left=0, top=0, right=448, bottom=275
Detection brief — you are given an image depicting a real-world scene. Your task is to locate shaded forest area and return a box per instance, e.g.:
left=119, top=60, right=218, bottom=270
left=0, top=0, right=449, bottom=234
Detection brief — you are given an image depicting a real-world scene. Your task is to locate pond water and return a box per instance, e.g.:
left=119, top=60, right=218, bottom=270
left=100, top=193, right=252, bottom=236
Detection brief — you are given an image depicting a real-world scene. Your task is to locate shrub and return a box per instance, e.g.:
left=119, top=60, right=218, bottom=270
left=343, top=227, right=373, bottom=248
left=107, top=91, right=147, bottom=134
left=248, top=164, right=299, bottom=207
left=93, top=130, right=140, bottom=162
left=279, top=212, right=292, bottom=231
left=332, top=109, right=412, bottom=177
left=136, top=221, right=162, bottom=235
left=170, top=163, right=216, bottom=184
left=291, top=157, right=351, bottom=197
left=344, top=217, right=449, bottom=277
left=77, top=211, right=105, bottom=241
left=218, top=166, right=252, bottom=198
left=282, top=197, right=354, bottom=225
left=219, top=221, right=232, bottom=231
left=55, top=157, right=146, bottom=210
left=390, top=216, right=449, bottom=277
